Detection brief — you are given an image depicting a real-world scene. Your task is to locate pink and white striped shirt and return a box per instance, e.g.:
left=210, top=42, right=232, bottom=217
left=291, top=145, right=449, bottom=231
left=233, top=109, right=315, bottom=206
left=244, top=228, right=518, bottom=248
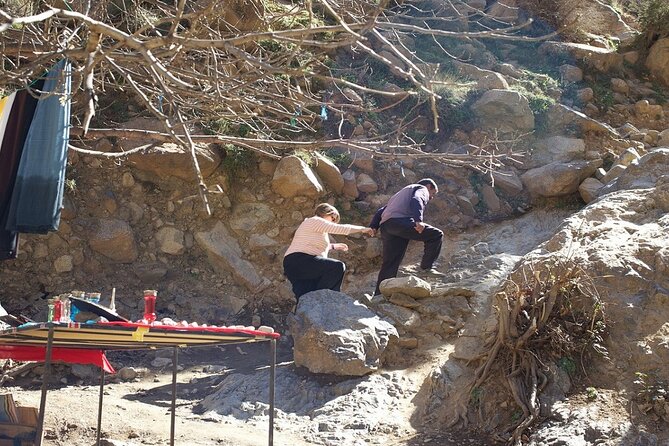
left=284, top=216, right=364, bottom=257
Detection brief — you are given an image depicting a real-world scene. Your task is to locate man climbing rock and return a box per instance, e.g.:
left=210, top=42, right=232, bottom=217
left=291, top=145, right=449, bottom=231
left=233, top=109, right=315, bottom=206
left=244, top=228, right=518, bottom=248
left=369, top=178, right=444, bottom=295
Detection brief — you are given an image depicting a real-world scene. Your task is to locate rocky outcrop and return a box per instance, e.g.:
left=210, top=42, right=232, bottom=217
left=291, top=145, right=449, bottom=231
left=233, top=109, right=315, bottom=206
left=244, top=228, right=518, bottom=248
left=288, top=290, right=398, bottom=376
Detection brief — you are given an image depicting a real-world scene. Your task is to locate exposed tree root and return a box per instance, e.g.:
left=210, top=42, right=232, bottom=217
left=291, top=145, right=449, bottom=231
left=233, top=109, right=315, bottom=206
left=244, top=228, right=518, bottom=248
left=470, top=261, right=608, bottom=445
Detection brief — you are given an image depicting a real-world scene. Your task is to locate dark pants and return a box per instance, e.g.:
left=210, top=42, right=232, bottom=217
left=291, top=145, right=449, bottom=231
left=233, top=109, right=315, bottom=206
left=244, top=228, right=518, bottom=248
left=374, top=218, right=443, bottom=295
left=283, top=252, right=346, bottom=299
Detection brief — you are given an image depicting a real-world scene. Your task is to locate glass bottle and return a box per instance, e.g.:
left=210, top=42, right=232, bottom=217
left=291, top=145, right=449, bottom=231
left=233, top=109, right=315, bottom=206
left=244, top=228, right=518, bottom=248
left=47, top=300, right=55, bottom=322
left=143, top=290, right=157, bottom=323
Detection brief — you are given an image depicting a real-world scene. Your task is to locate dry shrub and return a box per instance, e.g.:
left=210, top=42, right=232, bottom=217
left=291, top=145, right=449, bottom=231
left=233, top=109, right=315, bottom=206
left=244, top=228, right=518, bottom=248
left=470, top=260, right=608, bottom=445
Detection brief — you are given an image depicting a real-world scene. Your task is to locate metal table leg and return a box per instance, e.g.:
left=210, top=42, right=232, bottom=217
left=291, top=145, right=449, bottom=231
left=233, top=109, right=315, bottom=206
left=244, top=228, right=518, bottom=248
left=170, top=347, right=178, bottom=446
left=96, top=366, right=105, bottom=446
left=269, top=339, right=276, bottom=446
left=35, top=324, right=55, bottom=446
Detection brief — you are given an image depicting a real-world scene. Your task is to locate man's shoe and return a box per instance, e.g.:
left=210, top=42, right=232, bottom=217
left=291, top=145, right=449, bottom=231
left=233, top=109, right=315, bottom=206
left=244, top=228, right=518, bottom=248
left=418, top=267, right=446, bottom=278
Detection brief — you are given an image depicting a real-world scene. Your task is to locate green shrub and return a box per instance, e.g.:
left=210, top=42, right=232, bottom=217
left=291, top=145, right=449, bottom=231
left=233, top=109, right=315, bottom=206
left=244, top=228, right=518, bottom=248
left=627, top=0, right=669, bottom=41
left=222, top=145, right=255, bottom=175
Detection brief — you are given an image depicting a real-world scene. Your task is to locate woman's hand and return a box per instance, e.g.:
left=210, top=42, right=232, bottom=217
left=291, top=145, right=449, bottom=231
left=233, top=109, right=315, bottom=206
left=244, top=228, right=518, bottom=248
left=332, top=243, right=349, bottom=252
left=361, top=227, right=375, bottom=236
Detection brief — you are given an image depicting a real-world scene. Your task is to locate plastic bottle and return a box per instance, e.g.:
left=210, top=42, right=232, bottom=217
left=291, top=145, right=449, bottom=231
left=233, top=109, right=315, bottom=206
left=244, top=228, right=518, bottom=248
left=53, top=299, right=62, bottom=322
left=60, top=297, right=70, bottom=323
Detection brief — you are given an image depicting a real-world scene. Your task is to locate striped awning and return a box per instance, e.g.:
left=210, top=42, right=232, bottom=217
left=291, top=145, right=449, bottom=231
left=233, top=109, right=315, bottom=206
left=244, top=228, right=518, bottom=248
left=0, top=322, right=280, bottom=350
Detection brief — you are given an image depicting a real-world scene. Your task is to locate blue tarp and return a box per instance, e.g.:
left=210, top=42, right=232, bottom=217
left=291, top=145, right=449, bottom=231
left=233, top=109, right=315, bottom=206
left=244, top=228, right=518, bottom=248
left=5, top=59, right=72, bottom=233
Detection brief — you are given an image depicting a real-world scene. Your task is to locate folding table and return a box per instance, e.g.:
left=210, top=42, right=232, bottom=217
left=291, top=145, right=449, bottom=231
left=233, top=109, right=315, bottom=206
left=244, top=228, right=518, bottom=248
left=0, top=322, right=280, bottom=446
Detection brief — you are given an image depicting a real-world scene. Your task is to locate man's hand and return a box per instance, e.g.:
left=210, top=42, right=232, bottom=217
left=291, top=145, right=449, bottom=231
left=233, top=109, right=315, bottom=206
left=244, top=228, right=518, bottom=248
left=414, top=222, right=426, bottom=234
left=362, top=227, right=375, bottom=236
left=332, top=243, right=349, bottom=252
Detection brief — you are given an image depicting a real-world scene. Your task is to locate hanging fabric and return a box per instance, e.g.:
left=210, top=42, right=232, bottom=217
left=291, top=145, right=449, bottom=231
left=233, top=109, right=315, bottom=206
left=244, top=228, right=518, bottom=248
left=0, top=84, right=42, bottom=259
left=5, top=59, right=72, bottom=234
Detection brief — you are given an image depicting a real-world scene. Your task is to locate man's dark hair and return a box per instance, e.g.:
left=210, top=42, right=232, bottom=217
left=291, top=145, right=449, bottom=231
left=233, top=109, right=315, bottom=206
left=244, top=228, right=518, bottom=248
left=417, top=178, right=438, bottom=191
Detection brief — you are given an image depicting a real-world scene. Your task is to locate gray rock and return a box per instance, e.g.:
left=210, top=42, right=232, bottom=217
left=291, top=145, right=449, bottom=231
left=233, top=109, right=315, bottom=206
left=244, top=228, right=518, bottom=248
left=155, top=226, right=185, bottom=255
left=379, top=276, right=431, bottom=299
left=54, top=255, right=73, bottom=273
left=288, top=290, right=398, bottom=376
left=559, top=64, right=583, bottom=83
left=117, top=367, right=139, bottom=381
left=579, top=177, right=604, bottom=204
left=85, top=218, right=138, bottom=263
left=271, top=156, right=324, bottom=198
left=127, top=142, right=221, bottom=181
left=521, top=160, right=602, bottom=197
left=646, top=38, right=669, bottom=87
left=195, top=222, right=269, bottom=293
left=356, top=173, right=378, bottom=193
left=313, top=153, right=344, bottom=194
left=599, top=148, right=669, bottom=195
left=491, top=170, right=524, bottom=195
left=229, top=203, right=275, bottom=236
left=530, top=136, right=586, bottom=168
left=134, top=262, right=168, bottom=283
left=471, top=89, right=534, bottom=134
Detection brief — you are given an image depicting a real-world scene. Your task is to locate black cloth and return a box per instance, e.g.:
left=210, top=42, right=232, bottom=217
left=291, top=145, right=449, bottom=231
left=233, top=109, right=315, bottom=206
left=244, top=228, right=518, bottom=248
left=374, top=218, right=443, bottom=295
left=0, top=85, right=41, bottom=260
left=283, top=252, right=346, bottom=299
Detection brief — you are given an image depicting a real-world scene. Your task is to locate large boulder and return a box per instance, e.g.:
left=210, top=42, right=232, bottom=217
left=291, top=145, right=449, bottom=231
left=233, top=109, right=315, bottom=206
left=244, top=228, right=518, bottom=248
left=118, top=119, right=222, bottom=182
left=646, top=38, right=669, bottom=87
left=127, top=143, right=222, bottom=181
left=288, top=290, right=398, bottom=376
left=471, top=89, right=534, bottom=134
left=529, top=136, right=586, bottom=168
left=271, top=156, right=325, bottom=198
left=313, top=153, right=344, bottom=194
left=521, top=160, right=602, bottom=197
left=195, top=222, right=269, bottom=293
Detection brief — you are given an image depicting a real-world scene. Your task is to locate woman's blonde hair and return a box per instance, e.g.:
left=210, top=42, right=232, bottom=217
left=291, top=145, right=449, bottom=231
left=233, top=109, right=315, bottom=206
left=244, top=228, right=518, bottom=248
left=314, top=203, right=340, bottom=223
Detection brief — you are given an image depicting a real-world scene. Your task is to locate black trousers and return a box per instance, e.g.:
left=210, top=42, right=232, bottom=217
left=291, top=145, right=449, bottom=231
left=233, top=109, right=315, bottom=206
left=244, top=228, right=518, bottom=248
left=283, top=252, right=346, bottom=299
left=374, top=218, right=443, bottom=295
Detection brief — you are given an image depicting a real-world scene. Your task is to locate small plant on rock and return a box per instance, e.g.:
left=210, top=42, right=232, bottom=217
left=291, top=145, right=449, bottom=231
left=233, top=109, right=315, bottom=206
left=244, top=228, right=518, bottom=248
left=633, top=372, right=669, bottom=422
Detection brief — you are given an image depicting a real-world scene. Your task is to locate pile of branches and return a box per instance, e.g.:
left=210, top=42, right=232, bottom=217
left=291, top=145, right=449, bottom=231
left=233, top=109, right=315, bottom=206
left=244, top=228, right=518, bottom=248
left=470, top=261, right=608, bottom=445
left=0, top=0, right=557, bottom=210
